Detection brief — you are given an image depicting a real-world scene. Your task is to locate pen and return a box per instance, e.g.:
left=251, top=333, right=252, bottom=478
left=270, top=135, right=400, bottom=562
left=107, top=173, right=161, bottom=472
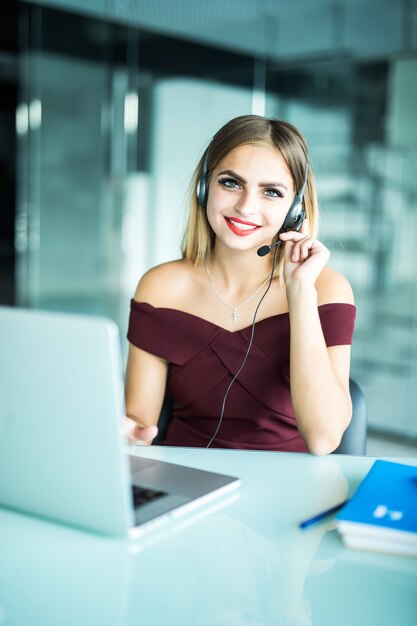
left=299, top=499, right=350, bottom=529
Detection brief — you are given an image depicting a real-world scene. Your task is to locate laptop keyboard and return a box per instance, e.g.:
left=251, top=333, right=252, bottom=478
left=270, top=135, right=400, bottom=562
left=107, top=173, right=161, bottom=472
left=132, top=485, right=168, bottom=507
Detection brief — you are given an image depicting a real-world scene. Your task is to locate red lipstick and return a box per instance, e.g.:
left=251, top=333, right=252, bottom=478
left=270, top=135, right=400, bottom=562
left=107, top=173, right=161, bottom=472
left=224, top=216, right=261, bottom=237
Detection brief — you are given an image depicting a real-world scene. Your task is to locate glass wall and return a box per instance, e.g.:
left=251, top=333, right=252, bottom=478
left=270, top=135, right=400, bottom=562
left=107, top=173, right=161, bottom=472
left=15, top=7, right=142, bottom=330
left=2, top=1, right=417, bottom=446
left=262, top=61, right=417, bottom=440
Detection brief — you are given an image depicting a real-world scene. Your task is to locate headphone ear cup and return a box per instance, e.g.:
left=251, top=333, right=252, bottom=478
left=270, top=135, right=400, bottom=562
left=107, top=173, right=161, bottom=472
left=197, top=173, right=208, bottom=209
left=277, top=163, right=308, bottom=236
left=196, top=151, right=210, bottom=209
left=278, top=194, right=305, bottom=235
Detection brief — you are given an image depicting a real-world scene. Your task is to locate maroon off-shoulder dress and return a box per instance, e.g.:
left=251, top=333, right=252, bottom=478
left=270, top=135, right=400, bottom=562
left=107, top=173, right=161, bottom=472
left=127, top=300, right=356, bottom=452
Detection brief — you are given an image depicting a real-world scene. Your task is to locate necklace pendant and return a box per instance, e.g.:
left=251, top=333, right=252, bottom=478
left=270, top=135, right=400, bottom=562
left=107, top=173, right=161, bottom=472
left=232, top=308, right=239, bottom=322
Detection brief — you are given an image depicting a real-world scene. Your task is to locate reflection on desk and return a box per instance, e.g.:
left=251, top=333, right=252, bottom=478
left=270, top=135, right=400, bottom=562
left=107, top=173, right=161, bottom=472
left=0, top=447, right=416, bottom=626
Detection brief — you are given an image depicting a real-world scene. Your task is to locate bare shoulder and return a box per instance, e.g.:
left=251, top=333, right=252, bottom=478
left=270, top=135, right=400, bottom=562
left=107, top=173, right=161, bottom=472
left=316, top=266, right=354, bottom=306
left=134, top=259, right=200, bottom=307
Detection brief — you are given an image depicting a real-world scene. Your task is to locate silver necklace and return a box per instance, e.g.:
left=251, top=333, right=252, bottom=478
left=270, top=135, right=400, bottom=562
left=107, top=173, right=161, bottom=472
left=205, top=262, right=270, bottom=322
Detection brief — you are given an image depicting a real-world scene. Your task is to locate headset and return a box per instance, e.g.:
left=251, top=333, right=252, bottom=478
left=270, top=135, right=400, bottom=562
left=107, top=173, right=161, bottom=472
left=196, top=150, right=210, bottom=209
left=196, top=148, right=309, bottom=257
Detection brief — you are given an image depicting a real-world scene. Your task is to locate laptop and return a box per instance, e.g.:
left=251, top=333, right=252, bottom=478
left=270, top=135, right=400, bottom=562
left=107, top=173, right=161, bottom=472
left=0, top=306, right=240, bottom=537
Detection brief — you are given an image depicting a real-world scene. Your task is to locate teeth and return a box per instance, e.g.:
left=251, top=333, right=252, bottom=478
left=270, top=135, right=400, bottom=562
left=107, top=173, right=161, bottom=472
left=229, top=219, right=257, bottom=231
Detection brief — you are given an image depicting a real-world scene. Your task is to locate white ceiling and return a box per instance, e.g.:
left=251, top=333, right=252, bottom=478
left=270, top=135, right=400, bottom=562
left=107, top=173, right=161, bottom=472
left=25, top=0, right=417, bottom=62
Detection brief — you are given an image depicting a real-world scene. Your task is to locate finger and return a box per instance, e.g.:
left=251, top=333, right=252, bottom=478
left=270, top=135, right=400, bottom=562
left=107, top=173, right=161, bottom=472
left=279, top=230, right=307, bottom=242
left=299, top=237, right=314, bottom=261
left=294, top=238, right=330, bottom=266
left=282, top=238, right=296, bottom=264
left=134, top=425, right=158, bottom=443
left=300, top=218, right=309, bottom=236
left=291, top=237, right=313, bottom=263
left=123, top=416, right=158, bottom=445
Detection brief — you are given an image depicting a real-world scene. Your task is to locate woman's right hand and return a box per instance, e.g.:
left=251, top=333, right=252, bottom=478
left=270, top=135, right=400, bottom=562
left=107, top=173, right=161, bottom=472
left=123, top=416, right=158, bottom=446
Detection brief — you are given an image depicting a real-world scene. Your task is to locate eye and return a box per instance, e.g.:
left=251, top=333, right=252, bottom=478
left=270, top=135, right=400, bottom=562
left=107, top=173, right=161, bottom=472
left=265, top=188, right=284, bottom=198
left=218, top=177, right=241, bottom=189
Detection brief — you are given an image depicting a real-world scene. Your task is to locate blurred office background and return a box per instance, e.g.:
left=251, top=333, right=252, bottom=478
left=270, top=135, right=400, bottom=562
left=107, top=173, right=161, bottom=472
left=1, top=0, right=417, bottom=456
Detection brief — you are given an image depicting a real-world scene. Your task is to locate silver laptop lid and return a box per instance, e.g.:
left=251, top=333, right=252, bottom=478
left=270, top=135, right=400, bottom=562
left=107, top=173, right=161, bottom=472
left=0, top=306, right=134, bottom=535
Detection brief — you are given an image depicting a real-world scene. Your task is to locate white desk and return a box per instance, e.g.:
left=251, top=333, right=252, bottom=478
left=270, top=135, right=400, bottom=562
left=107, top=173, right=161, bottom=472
left=0, top=447, right=416, bottom=626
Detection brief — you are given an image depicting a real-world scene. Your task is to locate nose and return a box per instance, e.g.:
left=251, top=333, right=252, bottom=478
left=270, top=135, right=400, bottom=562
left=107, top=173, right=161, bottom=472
left=234, top=188, right=257, bottom=217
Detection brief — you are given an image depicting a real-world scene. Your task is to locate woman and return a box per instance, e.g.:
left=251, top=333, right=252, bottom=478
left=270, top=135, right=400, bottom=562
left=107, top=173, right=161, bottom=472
left=124, top=114, right=355, bottom=454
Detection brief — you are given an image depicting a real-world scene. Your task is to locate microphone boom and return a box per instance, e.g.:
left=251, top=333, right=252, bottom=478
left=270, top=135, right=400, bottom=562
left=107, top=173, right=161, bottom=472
left=257, top=245, right=271, bottom=257
left=257, top=240, right=281, bottom=257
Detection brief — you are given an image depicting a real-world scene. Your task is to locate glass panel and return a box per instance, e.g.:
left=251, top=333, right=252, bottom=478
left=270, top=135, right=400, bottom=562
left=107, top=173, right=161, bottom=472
left=265, top=60, right=417, bottom=440
left=0, top=54, right=17, bottom=305
left=15, top=6, right=143, bottom=343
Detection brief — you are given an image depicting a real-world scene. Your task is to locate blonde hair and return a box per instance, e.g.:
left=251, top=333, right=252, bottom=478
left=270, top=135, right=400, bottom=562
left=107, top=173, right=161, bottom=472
left=181, top=114, right=319, bottom=276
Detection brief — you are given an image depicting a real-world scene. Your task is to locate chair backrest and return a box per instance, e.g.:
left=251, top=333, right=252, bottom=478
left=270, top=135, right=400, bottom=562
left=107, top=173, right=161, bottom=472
left=152, top=390, right=175, bottom=445
left=333, top=378, right=367, bottom=455
left=154, top=378, right=367, bottom=455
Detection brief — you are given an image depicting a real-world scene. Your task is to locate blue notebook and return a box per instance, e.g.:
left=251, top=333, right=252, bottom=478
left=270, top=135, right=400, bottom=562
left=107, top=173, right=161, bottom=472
left=336, top=460, right=417, bottom=557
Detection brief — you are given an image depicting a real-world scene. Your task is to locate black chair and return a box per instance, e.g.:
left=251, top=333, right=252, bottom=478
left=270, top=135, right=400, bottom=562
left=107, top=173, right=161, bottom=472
left=333, top=378, right=367, bottom=455
left=153, top=378, right=367, bottom=455
left=152, top=388, right=175, bottom=445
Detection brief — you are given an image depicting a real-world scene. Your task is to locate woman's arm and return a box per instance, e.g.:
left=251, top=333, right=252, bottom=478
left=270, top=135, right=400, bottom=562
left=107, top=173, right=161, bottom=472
left=124, top=267, right=171, bottom=445
left=124, top=343, right=168, bottom=444
left=280, top=221, right=354, bottom=455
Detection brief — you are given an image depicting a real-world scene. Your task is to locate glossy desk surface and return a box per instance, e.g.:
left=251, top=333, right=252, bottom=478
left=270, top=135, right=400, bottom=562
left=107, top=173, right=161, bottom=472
left=1, top=447, right=416, bottom=626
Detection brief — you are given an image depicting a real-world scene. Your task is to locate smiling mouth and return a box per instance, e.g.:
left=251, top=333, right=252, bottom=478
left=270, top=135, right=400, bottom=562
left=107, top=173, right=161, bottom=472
left=225, top=216, right=261, bottom=236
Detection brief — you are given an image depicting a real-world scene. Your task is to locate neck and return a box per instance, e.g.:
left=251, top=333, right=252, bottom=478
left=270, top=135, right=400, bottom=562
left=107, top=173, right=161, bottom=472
left=209, top=244, right=272, bottom=290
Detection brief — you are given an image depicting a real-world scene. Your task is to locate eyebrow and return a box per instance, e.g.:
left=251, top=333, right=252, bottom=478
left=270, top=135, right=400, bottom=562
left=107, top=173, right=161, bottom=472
left=218, top=169, right=289, bottom=191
